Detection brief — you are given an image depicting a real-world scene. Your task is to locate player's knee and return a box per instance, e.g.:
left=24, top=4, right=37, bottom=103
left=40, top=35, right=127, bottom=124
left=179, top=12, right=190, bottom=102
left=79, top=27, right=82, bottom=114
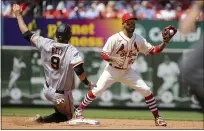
left=54, top=99, right=66, bottom=113
left=91, top=86, right=104, bottom=96
left=137, top=87, right=152, bottom=97
left=143, top=90, right=152, bottom=97
left=54, top=98, right=65, bottom=105
left=54, top=98, right=68, bottom=115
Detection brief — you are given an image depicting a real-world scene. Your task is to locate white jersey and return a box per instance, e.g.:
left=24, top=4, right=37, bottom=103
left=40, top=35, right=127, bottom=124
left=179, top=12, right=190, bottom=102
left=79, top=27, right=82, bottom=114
left=31, top=35, right=83, bottom=91
left=102, top=31, right=153, bottom=69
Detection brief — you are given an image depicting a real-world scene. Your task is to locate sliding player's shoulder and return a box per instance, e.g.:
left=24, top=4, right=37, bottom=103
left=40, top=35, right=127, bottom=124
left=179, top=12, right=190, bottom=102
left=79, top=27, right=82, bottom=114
left=36, top=36, right=55, bottom=43
left=67, top=44, right=79, bottom=52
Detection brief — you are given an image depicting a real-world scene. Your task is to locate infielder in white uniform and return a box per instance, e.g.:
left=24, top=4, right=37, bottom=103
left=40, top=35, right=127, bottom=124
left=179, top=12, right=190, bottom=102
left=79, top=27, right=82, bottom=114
left=75, top=13, right=177, bottom=126
left=13, top=4, right=96, bottom=123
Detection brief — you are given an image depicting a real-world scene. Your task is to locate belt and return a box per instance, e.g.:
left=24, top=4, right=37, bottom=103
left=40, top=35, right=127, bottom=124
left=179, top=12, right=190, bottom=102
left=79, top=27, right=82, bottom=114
left=45, top=81, right=64, bottom=94
left=109, top=63, right=126, bottom=70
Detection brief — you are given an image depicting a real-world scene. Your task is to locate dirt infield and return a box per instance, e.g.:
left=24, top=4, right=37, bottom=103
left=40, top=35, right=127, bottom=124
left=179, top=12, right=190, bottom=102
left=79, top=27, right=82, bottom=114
left=1, top=116, right=203, bottom=129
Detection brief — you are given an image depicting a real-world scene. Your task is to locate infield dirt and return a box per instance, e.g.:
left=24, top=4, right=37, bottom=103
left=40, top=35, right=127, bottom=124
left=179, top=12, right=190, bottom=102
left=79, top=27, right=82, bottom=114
left=1, top=116, right=203, bottom=129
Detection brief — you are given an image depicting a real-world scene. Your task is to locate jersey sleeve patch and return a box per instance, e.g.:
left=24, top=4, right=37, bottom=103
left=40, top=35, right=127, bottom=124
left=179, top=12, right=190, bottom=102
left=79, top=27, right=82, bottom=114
left=70, top=52, right=83, bottom=64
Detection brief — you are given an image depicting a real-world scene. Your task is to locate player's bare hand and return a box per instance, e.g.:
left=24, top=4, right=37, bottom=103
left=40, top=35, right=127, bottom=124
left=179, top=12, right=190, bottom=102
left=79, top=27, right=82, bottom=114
left=12, top=4, right=22, bottom=17
left=87, top=82, right=97, bottom=89
left=117, top=57, right=125, bottom=66
left=110, top=56, right=125, bottom=66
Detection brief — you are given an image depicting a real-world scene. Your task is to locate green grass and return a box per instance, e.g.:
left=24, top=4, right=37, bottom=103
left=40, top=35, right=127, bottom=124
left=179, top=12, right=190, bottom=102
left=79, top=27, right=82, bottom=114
left=2, top=108, right=203, bottom=121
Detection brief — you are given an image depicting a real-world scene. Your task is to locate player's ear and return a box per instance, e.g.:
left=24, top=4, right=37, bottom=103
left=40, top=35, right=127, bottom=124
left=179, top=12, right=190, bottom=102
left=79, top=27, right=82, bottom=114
left=70, top=32, right=72, bottom=37
left=67, top=31, right=72, bottom=42
left=122, top=23, right=125, bottom=29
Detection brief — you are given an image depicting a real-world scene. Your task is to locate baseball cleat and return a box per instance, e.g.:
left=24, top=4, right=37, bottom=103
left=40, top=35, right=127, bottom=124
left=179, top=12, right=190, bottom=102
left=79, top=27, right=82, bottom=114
left=33, top=114, right=44, bottom=123
left=75, top=108, right=84, bottom=119
left=155, top=116, right=167, bottom=126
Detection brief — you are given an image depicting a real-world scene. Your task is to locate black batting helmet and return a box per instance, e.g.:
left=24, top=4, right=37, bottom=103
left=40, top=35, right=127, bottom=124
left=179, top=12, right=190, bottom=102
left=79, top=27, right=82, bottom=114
left=56, top=23, right=72, bottom=43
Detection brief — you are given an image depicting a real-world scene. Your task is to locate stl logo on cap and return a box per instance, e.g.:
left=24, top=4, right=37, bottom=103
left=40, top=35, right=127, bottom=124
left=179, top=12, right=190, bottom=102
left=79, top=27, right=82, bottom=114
left=122, top=13, right=137, bottom=23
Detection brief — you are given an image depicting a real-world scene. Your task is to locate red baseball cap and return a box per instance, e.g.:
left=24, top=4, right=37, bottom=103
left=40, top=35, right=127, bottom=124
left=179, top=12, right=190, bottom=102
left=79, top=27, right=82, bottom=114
left=122, top=13, right=137, bottom=23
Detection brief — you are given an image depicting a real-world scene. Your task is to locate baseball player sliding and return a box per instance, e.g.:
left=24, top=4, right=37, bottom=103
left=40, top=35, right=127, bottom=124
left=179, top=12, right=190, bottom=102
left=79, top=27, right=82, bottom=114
left=12, top=4, right=96, bottom=123
left=75, top=13, right=177, bottom=126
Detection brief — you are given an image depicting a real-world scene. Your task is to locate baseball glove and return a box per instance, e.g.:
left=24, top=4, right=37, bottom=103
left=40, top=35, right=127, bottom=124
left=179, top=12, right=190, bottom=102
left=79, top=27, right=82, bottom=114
left=162, top=25, right=177, bottom=43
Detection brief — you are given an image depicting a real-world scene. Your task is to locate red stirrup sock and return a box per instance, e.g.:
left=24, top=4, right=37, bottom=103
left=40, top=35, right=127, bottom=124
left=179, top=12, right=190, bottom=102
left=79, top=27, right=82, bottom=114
left=78, top=90, right=96, bottom=109
left=145, top=93, right=160, bottom=118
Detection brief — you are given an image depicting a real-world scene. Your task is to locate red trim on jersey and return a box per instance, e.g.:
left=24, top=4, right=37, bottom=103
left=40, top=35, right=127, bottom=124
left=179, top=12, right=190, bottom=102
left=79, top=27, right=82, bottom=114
left=149, top=45, right=163, bottom=55
left=101, top=52, right=110, bottom=61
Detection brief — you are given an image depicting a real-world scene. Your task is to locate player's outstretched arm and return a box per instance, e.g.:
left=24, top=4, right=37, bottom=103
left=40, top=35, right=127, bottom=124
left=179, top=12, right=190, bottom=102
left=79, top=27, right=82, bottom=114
left=12, top=4, right=29, bottom=34
left=12, top=4, right=39, bottom=44
left=149, top=25, right=177, bottom=55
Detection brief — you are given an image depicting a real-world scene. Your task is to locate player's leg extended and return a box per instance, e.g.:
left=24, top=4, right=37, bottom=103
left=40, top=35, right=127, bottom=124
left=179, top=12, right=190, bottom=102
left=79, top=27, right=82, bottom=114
left=123, top=68, right=167, bottom=126
left=75, top=69, right=116, bottom=119
left=35, top=87, right=73, bottom=123
left=34, top=106, right=68, bottom=123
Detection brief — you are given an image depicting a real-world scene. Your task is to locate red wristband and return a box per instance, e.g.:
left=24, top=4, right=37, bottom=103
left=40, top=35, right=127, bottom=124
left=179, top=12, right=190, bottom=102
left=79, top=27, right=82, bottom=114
left=149, top=46, right=162, bottom=55
left=154, top=45, right=162, bottom=53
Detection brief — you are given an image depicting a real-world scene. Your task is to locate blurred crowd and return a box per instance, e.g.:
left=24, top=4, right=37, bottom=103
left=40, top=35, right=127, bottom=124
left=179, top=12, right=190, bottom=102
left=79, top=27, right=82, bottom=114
left=1, top=0, right=204, bottom=21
